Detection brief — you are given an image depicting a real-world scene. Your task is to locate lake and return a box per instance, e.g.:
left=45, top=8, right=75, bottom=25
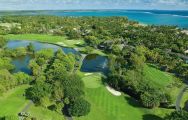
left=6, top=40, right=108, bottom=74
left=0, top=10, right=188, bottom=29
left=81, top=54, right=108, bottom=73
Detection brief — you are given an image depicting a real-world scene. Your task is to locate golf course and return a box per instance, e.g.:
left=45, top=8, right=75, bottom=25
left=0, top=15, right=188, bottom=120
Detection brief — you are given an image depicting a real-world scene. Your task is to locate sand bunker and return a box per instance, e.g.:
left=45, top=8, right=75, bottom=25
left=76, top=42, right=81, bottom=44
left=84, top=73, right=93, bottom=76
left=56, top=42, right=67, bottom=46
left=182, top=30, right=188, bottom=35
left=106, top=85, right=121, bottom=96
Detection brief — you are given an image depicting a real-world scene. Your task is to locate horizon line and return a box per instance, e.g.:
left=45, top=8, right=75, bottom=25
left=0, top=9, right=188, bottom=12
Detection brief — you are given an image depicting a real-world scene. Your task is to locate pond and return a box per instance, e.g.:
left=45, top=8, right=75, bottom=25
left=6, top=40, right=108, bottom=74
left=81, top=54, right=108, bottom=73
left=11, top=55, right=33, bottom=74
left=7, top=40, right=77, bottom=54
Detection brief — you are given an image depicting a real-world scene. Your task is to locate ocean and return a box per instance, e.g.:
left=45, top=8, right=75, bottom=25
left=0, top=10, right=188, bottom=29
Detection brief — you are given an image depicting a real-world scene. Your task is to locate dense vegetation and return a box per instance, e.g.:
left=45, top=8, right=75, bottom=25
left=0, top=37, right=31, bottom=94
left=0, top=16, right=187, bottom=77
left=26, top=48, right=90, bottom=117
left=0, top=37, right=32, bottom=119
left=0, top=37, right=90, bottom=119
left=0, top=16, right=188, bottom=119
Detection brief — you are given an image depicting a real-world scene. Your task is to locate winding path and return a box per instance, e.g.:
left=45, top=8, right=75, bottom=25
left=176, top=85, right=188, bottom=111
left=65, top=116, right=73, bottom=120
left=21, top=100, right=34, bottom=112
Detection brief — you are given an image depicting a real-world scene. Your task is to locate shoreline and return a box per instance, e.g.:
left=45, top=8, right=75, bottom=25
left=182, top=30, right=188, bottom=35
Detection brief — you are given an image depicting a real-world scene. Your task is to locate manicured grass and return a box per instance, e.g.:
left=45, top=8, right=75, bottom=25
left=180, top=88, right=188, bottom=108
left=75, top=73, right=172, bottom=120
left=82, top=73, right=103, bottom=88
left=79, top=47, right=107, bottom=56
left=2, top=34, right=85, bottom=48
left=0, top=85, right=30, bottom=116
left=144, top=64, right=174, bottom=87
left=91, top=49, right=107, bottom=56
left=144, top=64, right=183, bottom=102
left=75, top=87, right=146, bottom=120
left=28, top=105, right=65, bottom=120
left=0, top=85, right=65, bottom=119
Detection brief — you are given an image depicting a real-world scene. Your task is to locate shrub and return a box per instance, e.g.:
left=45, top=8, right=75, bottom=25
left=68, top=98, right=91, bottom=117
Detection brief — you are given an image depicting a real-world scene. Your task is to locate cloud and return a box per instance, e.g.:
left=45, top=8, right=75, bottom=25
left=0, top=0, right=188, bottom=10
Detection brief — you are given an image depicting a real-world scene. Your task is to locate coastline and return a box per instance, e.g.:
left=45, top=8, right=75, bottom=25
left=182, top=30, right=188, bottom=35
left=139, top=23, right=147, bottom=26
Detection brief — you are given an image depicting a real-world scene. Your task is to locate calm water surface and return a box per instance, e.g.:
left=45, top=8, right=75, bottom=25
left=81, top=54, right=108, bottom=73
left=6, top=40, right=108, bottom=74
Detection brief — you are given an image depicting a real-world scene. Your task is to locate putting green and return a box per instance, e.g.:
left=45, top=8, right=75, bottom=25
left=82, top=73, right=102, bottom=88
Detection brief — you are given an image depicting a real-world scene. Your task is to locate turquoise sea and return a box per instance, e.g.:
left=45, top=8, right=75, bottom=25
left=0, top=10, right=188, bottom=29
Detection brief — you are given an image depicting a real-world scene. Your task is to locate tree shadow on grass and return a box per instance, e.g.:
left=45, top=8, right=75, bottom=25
left=124, top=96, right=143, bottom=108
left=142, top=114, right=163, bottom=120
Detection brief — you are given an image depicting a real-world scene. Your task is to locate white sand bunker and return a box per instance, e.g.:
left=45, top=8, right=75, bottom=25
left=84, top=73, right=93, bottom=76
left=76, top=42, right=81, bottom=45
left=57, top=42, right=67, bottom=46
left=106, top=85, right=121, bottom=96
left=182, top=30, right=188, bottom=35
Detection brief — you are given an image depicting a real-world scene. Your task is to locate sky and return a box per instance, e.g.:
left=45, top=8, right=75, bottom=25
left=0, top=0, right=188, bottom=10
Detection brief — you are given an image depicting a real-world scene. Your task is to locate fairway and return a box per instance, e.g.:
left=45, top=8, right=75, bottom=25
left=28, top=105, right=65, bottom=120
left=144, top=64, right=174, bottom=87
left=0, top=85, right=30, bottom=116
left=75, top=87, right=145, bottom=120
left=76, top=73, right=172, bottom=120
left=2, top=34, right=85, bottom=48
left=0, top=85, right=65, bottom=119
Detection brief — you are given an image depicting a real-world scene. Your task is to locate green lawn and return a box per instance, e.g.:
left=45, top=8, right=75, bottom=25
left=2, top=34, right=85, bottom=48
left=143, top=64, right=182, bottom=102
left=28, top=105, right=65, bottom=120
left=0, top=85, right=30, bottom=116
left=0, top=85, right=65, bottom=119
left=79, top=47, right=107, bottom=56
left=0, top=67, right=179, bottom=120
left=82, top=73, right=103, bottom=88
left=75, top=73, right=172, bottom=120
left=144, top=64, right=174, bottom=87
